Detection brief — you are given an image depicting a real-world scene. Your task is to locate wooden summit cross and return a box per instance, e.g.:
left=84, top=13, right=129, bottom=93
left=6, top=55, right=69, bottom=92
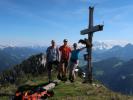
left=80, top=7, right=104, bottom=83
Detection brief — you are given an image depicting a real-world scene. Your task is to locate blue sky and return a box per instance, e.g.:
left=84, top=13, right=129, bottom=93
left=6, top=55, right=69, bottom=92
left=0, top=0, right=133, bottom=46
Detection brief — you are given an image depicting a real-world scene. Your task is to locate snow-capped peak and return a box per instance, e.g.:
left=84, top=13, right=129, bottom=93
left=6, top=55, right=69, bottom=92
left=0, top=40, right=132, bottom=50
left=93, top=40, right=130, bottom=50
left=0, top=45, right=8, bottom=50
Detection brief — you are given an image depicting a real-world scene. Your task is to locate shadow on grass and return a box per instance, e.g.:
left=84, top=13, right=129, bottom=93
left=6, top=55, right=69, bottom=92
left=16, top=82, right=50, bottom=92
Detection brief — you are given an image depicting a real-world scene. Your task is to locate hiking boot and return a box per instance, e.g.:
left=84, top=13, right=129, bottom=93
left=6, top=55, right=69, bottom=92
left=48, top=80, right=53, bottom=83
left=57, top=74, right=61, bottom=80
left=69, top=77, right=71, bottom=81
left=64, top=77, right=67, bottom=81
left=70, top=79, right=74, bottom=83
left=82, top=80, right=89, bottom=84
left=62, top=75, right=67, bottom=81
left=69, top=77, right=74, bottom=82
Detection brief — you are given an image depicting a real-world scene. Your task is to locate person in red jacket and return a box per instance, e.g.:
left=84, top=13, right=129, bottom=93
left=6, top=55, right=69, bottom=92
left=57, top=39, right=71, bottom=81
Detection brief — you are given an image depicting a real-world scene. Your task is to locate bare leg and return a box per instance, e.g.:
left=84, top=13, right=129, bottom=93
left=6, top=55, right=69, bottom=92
left=62, top=63, right=65, bottom=76
left=72, top=69, right=76, bottom=80
left=69, top=69, right=72, bottom=80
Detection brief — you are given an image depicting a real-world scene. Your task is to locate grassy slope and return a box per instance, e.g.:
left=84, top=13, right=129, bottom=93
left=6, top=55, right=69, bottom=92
left=0, top=73, right=133, bottom=100
left=51, top=80, right=132, bottom=100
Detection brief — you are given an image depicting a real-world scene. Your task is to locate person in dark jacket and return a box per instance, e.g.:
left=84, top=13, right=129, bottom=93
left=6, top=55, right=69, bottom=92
left=46, top=40, right=59, bottom=83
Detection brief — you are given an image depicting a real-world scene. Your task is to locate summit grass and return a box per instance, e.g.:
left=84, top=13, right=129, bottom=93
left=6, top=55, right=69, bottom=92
left=0, top=72, right=133, bottom=100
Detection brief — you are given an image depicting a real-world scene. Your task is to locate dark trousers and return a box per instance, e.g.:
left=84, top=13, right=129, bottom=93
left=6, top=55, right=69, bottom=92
left=47, top=61, right=59, bottom=82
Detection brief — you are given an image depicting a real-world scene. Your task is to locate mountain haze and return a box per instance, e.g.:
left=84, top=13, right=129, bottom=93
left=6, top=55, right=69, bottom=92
left=0, top=46, right=47, bottom=72
left=0, top=41, right=133, bottom=72
left=93, top=58, right=133, bottom=94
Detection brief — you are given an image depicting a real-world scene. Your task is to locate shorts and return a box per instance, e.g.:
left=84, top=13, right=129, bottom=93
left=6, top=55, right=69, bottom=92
left=69, top=60, right=79, bottom=71
left=60, top=59, right=68, bottom=68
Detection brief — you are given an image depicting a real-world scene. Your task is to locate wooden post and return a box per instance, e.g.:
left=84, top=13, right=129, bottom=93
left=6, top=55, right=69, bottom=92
left=80, top=7, right=103, bottom=83
left=87, top=7, right=93, bottom=83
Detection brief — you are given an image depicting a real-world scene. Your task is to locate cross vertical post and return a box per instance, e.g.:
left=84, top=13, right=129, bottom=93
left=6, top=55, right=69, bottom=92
left=80, top=6, right=104, bottom=83
left=87, top=7, right=94, bottom=83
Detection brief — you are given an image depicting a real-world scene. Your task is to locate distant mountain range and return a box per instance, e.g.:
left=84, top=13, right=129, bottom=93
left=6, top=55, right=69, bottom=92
left=0, top=40, right=130, bottom=50
left=92, top=57, right=133, bottom=94
left=0, top=53, right=46, bottom=84
left=0, top=46, right=47, bottom=72
left=93, top=43, right=133, bottom=61
left=79, top=41, right=133, bottom=62
left=0, top=41, right=133, bottom=72
left=93, top=40, right=129, bottom=50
